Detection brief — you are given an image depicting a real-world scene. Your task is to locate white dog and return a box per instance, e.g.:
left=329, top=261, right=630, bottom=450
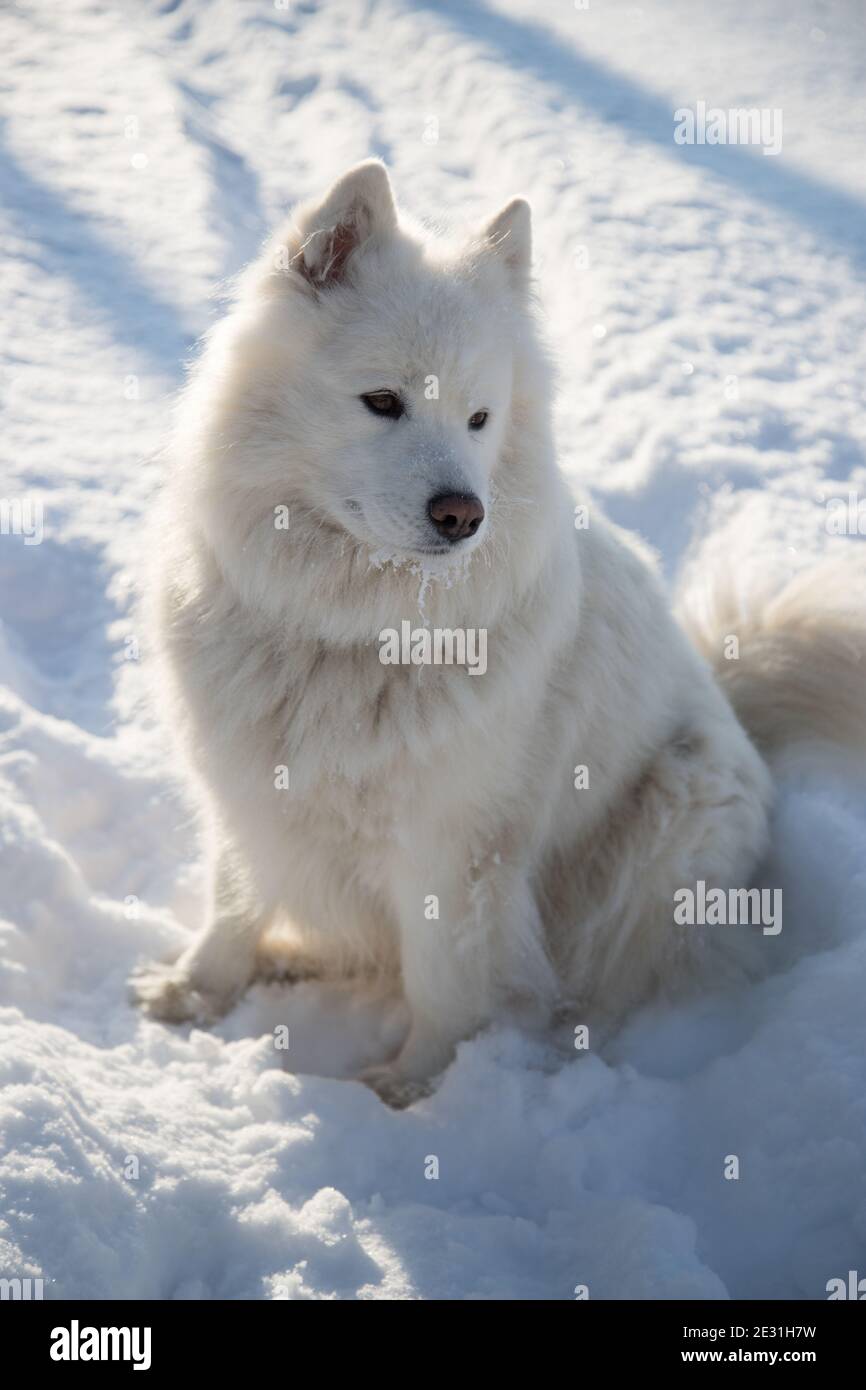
left=133, top=161, right=866, bottom=1105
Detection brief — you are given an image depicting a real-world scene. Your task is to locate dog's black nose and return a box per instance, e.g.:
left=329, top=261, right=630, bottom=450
left=428, top=493, right=485, bottom=542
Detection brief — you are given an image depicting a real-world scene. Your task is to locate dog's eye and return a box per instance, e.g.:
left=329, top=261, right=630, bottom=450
left=468, top=410, right=488, bottom=431
left=361, top=391, right=404, bottom=420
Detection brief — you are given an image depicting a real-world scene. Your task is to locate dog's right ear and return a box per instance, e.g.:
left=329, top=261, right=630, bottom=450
left=270, top=161, right=398, bottom=294
left=479, top=197, right=532, bottom=286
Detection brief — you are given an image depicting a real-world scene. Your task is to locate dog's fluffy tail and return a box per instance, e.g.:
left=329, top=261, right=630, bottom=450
left=678, top=550, right=866, bottom=760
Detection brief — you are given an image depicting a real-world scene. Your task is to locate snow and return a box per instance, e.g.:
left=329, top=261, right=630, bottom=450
left=2, top=0, right=866, bottom=1300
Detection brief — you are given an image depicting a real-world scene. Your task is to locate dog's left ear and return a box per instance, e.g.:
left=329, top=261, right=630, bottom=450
left=293, top=160, right=398, bottom=290
left=479, top=197, right=532, bottom=285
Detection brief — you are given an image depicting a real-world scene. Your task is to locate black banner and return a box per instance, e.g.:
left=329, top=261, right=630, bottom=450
left=5, top=1298, right=862, bottom=1374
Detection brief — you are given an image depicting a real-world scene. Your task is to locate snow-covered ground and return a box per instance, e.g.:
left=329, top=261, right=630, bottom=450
left=2, top=0, right=866, bottom=1300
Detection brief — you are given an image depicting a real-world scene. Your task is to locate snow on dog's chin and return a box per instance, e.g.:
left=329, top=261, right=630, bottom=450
left=365, top=537, right=481, bottom=582
left=365, top=543, right=478, bottom=619
left=338, top=504, right=484, bottom=581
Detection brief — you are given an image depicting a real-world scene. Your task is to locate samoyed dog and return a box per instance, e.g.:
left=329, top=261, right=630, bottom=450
left=133, top=160, right=866, bottom=1105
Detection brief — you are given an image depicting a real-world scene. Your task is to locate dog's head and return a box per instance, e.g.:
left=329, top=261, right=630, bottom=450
left=229, top=161, right=538, bottom=569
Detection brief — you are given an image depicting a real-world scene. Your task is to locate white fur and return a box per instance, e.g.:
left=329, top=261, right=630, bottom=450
left=132, top=161, right=866, bottom=1106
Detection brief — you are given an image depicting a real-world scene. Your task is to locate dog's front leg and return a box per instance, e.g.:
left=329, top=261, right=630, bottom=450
left=362, top=854, right=553, bottom=1107
left=131, top=835, right=270, bottom=1023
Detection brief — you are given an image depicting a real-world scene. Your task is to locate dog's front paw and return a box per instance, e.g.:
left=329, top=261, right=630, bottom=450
left=359, top=1064, right=437, bottom=1109
left=360, top=1027, right=457, bottom=1107
left=129, top=961, right=231, bottom=1025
